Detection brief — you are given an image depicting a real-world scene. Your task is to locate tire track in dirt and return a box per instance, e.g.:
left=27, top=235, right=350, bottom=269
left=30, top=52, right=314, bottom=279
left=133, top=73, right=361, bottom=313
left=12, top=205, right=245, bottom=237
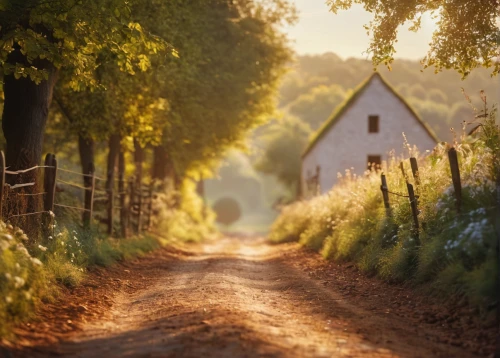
left=14, top=236, right=484, bottom=358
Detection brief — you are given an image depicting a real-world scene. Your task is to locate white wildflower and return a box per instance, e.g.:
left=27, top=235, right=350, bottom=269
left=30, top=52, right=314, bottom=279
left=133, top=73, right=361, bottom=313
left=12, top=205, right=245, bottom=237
left=1, top=234, right=13, bottom=241
left=14, top=276, right=25, bottom=288
left=38, top=245, right=47, bottom=252
left=48, top=210, right=55, bottom=218
left=5, top=296, right=12, bottom=304
left=15, top=244, right=30, bottom=257
left=31, top=258, right=43, bottom=266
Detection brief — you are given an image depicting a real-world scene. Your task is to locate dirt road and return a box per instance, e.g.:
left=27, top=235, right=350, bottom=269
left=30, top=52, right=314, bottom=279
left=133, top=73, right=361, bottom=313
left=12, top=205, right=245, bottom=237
left=9, top=235, right=493, bottom=357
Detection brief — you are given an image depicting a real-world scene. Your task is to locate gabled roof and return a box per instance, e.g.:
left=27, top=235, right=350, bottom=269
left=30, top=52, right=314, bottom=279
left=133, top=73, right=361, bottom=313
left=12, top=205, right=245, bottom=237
left=302, top=72, right=438, bottom=158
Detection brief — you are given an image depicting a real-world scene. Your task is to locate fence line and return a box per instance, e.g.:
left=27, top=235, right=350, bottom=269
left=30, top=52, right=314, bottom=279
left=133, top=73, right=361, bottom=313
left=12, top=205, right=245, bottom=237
left=0, top=151, right=157, bottom=239
left=376, top=147, right=464, bottom=242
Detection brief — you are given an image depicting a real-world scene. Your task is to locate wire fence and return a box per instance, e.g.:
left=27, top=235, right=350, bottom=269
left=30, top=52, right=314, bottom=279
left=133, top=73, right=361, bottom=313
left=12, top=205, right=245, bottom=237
left=0, top=151, right=157, bottom=238
left=305, top=147, right=467, bottom=245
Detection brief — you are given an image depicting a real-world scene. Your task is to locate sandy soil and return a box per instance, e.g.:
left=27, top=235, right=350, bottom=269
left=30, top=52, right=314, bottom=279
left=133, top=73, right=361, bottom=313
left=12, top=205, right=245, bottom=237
left=3, top=235, right=497, bottom=358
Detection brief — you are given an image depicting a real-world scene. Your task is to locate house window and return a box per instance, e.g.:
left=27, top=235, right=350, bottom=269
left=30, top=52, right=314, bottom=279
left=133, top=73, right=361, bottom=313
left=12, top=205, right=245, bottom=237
left=367, top=155, right=382, bottom=170
left=368, top=115, right=379, bottom=133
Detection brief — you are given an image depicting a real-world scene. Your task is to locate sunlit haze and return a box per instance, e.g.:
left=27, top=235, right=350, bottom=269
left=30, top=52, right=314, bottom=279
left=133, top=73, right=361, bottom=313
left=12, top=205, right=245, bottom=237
left=285, top=1, right=437, bottom=60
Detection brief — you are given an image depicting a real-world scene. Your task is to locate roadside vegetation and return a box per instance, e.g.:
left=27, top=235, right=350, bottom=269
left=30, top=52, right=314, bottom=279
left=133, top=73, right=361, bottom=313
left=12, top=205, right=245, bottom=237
left=270, top=101, right=499, bottom=313
left=0, top=191, right=213, bottom=338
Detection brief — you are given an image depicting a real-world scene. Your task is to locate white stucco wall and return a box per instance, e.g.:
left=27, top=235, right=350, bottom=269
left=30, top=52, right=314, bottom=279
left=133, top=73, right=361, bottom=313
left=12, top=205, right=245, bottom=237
left=301, top=75, right=436, bottom=197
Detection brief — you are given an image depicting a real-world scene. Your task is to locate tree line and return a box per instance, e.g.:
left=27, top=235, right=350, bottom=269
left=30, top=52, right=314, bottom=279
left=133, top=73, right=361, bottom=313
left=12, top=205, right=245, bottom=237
left=0, top=0, right=296, bottom=230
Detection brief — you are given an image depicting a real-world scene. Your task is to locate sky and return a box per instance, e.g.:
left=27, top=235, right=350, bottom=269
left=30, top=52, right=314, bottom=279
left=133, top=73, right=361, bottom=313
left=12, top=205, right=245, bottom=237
left=285, top=1, right=437, bottom=60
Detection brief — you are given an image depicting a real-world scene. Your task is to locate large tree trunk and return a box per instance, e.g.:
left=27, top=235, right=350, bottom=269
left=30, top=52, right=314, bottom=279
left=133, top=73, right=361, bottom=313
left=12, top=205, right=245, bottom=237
left=1, top=46, right=58, bottom=235
left=152, top=145, right=168, bottom=181
left=2, top=48, right=58, bottom=180
left=78, top=134, right=95, bottom=226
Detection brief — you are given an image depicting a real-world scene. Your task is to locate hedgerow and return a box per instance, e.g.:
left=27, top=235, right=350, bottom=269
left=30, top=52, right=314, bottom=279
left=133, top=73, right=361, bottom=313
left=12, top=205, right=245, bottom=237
left=270, top=105, right=499, bottom=311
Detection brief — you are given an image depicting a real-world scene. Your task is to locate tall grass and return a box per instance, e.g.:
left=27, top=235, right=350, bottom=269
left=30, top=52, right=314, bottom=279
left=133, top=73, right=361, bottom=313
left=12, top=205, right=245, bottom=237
left=270, top=105, right=499, bottom=311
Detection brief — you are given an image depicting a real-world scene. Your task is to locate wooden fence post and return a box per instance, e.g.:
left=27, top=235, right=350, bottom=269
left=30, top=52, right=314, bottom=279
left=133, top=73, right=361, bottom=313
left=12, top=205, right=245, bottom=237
left=107, top=183, right=114, bottom=235
left=380, top=173, right=390, bottom=212
left=83, top=162, right=95, bottom=227
left=146, top=182, right=153, bottom=230
left=137, top=183, right=143, bottom=234
left=128, top=177, right=135, bottom=233
left=448, top=147, right=462, bottom=213
left=44, top=154, right=57, bottom=212
left=399, top=161, right=408, bottom=182
left=119, top=171, right=127, bottom=238
left=409, top=157, right=420, bottom=187
left=0, top=151, right=5, bottom=220
left=406, top=183, right=420, bottom=244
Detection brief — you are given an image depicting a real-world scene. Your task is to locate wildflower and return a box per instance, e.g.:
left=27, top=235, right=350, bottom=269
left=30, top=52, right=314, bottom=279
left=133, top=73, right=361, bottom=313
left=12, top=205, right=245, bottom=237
left=15, top=263, right=20, bottom=270
left=5, top=273, right=11, bottom=280
left=1, top=234, right=13, bottom=241
left=48, top=210, right=55, bottom=218
left=48, top=236, right=53, bottom=240
left=15, top=244, right=30, bottom=257
left=5, top=296, right=12, bottom=304
left=14, top=276, right=25, bottom=288
left=6, top=224, right=13, bottom=230
left=57, top=233, right=63, bottom=238
left=24, top=291, right=32, bottom=300
left=38, top=245, right=47, bottom=252
left=20, top=234, right=29, bottom=241
left=31, top=258, right=43, bottom=266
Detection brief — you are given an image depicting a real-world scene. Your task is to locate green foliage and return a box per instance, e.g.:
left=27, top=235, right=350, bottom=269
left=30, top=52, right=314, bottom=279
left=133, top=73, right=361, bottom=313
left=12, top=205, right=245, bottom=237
left=254, top=116, right=311, bottom=193
left=269, top=109, right=499, bottom=310
left=288, top=84, right=346, bottom=130
left=0, top=0, right=170, bottom=87
left=327, top=0, right=500, bottom=77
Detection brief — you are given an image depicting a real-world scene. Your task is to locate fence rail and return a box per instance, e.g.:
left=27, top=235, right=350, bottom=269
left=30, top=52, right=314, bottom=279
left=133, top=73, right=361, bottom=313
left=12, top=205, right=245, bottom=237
left=0, top=151, right=156, bottom=238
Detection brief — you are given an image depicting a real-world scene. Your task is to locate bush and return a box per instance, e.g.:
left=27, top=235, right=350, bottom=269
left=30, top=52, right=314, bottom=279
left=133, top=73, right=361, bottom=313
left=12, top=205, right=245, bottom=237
left=212, top=197, right=242, bottom=227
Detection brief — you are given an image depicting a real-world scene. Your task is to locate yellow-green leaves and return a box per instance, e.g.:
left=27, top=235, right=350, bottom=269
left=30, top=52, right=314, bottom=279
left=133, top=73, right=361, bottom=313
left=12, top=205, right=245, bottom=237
left=328, top=0, right=500, bottom=78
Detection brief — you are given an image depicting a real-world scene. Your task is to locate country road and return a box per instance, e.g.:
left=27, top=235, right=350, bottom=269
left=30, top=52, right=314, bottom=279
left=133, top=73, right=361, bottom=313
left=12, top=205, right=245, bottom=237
left=10, top=236, right=492, bottom=358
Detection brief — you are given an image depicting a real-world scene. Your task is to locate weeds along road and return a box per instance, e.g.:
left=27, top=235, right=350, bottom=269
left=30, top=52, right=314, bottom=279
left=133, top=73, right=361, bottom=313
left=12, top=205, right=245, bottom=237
left=16, top=236, right=484, bottom=358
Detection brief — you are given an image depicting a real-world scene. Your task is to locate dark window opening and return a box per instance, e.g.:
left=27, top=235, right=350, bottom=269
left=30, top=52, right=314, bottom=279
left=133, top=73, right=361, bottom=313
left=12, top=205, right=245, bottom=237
left=368, top=115, right=379, bottom=133
left=367, top=155, right=382, bottom=170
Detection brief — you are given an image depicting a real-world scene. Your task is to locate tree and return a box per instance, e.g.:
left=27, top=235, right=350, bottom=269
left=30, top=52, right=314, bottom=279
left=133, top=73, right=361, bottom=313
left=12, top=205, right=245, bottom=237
left=138, top=0, right=296, bottom=184
left=327, top=0, right=500, bottom=77
left=254, top=116, right=311, bottom=197
left=0, top=0, right=168, bottom=180
left=288, top=84, right=346, bottom=130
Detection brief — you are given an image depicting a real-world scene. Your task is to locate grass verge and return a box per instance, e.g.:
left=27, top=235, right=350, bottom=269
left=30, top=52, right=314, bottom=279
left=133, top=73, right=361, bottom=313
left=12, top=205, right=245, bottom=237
left=270, top=106, right=499, bottom=313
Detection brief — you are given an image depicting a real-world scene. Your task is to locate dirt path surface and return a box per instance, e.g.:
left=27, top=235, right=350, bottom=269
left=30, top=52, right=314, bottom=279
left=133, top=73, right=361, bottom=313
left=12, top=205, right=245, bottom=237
left=5, top=235, right=495, bottom=358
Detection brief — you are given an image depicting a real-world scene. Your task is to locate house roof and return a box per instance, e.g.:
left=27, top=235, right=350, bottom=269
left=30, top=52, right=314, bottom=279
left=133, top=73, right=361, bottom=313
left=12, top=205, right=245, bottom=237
left=302, top=72, right=438, bottom=158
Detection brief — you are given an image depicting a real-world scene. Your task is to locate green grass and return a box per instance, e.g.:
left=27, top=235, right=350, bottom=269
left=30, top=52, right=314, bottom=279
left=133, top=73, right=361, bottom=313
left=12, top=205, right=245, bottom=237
left=270, top=112, right=499, bottom=312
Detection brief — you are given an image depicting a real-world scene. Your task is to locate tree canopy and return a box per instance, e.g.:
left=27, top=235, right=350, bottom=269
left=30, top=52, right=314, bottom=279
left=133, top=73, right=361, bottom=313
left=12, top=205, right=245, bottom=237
left=327, top=0, right=500, bottom=77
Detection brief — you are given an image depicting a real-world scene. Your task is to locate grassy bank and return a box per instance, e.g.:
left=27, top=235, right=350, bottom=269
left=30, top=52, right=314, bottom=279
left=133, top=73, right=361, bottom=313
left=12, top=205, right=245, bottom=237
left=0, top=188, right=214, bottom=338
left=270, top=109, right=499, bottom=311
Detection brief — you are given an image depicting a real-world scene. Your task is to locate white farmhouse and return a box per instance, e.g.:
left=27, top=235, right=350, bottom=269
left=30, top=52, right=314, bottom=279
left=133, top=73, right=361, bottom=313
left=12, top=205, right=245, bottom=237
left=301, top=72, right=437, bottom=197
